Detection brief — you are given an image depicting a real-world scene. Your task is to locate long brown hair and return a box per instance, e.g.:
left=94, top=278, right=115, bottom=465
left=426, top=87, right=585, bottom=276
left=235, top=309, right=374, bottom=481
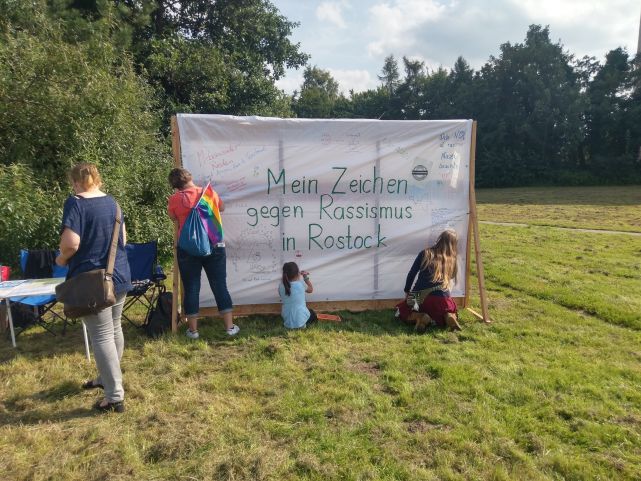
left=282, top=262, right=300, bottom=296
left=420, top=230, right=458, bottom=287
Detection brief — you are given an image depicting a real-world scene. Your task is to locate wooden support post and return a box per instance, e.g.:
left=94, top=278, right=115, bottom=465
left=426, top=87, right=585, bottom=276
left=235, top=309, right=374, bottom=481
left=466, top=121, right=491, bottom=323
left=170, top=116, right=182, bottom=333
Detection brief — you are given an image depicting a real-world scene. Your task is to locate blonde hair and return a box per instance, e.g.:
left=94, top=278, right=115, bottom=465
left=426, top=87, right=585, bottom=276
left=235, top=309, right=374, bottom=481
left=69, top=163, right=102, bottom=190
left=420, top=229, right=458, bottom=288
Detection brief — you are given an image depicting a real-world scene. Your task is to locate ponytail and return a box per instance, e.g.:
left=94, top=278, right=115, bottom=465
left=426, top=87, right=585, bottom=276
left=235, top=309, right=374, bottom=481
left=69, top=163, right=102, bottom=190
left=282, top=272, right=291, bottom=296
left=281, top=262, right=300, bottom=297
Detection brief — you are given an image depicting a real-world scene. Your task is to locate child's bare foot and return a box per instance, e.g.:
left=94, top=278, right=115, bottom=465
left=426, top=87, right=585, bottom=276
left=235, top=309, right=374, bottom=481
left=445, top=313, right=462, bottom=331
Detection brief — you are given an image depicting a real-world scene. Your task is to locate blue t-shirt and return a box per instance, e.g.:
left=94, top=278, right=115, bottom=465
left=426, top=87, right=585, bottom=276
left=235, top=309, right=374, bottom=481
left=278, top=280, right=310, bottom=329
left=61, top=195, right=132, bottom=295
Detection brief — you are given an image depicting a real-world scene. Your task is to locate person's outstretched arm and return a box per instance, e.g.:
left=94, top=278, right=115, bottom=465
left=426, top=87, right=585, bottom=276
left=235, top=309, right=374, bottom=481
left=404, top=252, right=423, bottom=294
left=302, top=271, right=313, bottom=293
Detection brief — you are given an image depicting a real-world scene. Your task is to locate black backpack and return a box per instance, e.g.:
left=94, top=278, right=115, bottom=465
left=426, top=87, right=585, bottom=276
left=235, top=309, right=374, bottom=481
left=10, top=303, right=38, bottom=329
left=144, top=292, right=173, bottom=338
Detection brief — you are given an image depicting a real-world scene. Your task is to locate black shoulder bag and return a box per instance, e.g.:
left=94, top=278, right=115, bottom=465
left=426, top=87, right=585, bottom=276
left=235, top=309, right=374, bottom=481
left=55, top=204, right=121, bottom=318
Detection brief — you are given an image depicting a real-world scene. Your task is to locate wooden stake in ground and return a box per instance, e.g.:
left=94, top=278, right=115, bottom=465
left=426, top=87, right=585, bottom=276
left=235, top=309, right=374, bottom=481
left=465, top=121, right=491, bottom=323
left=170, top=116, right=182, bottom=333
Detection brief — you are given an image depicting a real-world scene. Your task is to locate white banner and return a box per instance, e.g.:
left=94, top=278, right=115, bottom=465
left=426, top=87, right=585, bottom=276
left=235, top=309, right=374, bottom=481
left=177, top=114, right=472, bottom=307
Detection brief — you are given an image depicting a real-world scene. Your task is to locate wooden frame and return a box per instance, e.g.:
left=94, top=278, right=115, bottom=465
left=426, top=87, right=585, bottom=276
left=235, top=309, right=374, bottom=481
left=465, top=122, right=491, bottom=322
left=170, top=116, right=182, bottom=332
left=169, top=116, right=490, bottom=328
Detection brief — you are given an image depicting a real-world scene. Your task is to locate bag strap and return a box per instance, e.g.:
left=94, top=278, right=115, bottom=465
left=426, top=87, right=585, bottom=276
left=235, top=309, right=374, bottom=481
left=106, top=203, right=122, bottom=277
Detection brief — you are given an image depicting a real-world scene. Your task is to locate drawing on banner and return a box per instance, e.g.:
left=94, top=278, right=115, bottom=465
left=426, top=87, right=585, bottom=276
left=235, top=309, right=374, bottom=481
left=408, top=158, right=433, bottom=210
left=438, top=151, right=461, bottom=189
left=234, top=226, right=280, bottom=278
left=321, top=132, right=332, bottom=146
left=430, top=207, right=461, bottom=232
left=439, top=129, right=467, bottom=148
left=345, top=132, right=362, bottom=152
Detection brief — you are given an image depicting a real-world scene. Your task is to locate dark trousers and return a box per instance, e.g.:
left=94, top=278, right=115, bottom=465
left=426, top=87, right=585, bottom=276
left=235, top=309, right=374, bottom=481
left=177, top=246, right=233, bottom=316
left=307, top=309, right=318, bottom=325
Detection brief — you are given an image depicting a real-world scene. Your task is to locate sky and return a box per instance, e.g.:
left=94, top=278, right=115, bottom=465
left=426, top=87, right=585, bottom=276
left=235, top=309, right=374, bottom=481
left=271, top=0, right=641, bottom=94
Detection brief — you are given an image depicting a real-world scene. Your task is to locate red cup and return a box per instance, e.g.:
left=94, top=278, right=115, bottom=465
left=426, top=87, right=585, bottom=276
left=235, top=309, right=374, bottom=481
left=0, top=265, right=10, bottom=281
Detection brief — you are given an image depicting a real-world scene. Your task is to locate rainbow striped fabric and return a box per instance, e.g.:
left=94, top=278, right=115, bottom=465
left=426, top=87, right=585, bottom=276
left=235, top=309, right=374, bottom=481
left=196, top=183, right=224, bottom=244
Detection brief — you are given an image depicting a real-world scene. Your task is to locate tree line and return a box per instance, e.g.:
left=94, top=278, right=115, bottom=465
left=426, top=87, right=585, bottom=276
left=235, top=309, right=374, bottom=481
left=294, top=26, right=641, bottom=188
left=0, top=0, right=639, bottom=266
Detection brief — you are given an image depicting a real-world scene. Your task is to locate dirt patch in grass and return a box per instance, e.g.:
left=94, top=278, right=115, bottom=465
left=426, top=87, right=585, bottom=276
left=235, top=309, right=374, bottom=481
left=406, top=419, right=451, bottom=433
left=351, top=360, right=381, bottom=376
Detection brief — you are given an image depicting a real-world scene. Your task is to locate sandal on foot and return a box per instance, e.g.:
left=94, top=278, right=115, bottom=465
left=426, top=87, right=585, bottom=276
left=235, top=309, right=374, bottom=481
left=93, top=399, right=125, bottom=413
left=82, top=380, right=104, bottom=390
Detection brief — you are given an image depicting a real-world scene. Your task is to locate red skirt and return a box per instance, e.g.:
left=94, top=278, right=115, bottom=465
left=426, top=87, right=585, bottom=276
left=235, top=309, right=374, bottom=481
left=396, top=295, right=457, bottom=327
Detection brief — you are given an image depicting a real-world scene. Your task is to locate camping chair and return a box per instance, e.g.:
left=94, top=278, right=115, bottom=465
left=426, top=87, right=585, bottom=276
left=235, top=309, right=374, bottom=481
left=122, top=241, right=166, bottom=327
left=9, top=249, right=69, bottom=337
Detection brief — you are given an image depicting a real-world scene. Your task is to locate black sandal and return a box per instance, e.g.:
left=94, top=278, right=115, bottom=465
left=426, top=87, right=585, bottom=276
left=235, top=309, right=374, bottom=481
left=93, top=399, right=125, bottom=413
left=82, top=380, right=104, bottom=390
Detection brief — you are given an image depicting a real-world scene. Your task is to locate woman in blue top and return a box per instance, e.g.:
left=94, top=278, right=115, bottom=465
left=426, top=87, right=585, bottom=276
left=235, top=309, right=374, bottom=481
left=278, top=262, right=317, bottom=329
left=55, top=163, right=132, bottom=413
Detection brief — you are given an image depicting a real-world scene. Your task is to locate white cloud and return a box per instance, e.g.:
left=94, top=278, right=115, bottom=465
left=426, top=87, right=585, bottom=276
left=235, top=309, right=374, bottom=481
left=329, top=68, right=377, bottom=93
left=275, top=68, right=375, bottom=96
left=509, top=0, right=640, bottom=58
left=275, top=72, right=304, bottom=94
left=367, top=0, right=448, bottom=57
left=316, top=2, right=348, bottom=29
left=514, top=0, right=628, bottom=26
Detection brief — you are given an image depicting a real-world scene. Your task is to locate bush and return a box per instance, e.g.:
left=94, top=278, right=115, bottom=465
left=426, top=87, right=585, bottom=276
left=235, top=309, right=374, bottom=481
left=0, top=164, right=65, bottom=269
left=0, top=5, right=174, bottom=266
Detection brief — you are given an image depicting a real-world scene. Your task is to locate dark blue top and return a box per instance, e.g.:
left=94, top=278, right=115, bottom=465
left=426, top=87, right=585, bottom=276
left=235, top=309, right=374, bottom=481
left=61, top=195, right=132, bottom=295
left=404, top=250, right=449, bottom=297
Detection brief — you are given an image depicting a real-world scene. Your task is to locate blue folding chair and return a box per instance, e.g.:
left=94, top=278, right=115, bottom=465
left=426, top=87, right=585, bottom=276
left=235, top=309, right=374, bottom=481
left=9, top=249, right=69, bottom=336
left=122, top=241, right=166, bottom=327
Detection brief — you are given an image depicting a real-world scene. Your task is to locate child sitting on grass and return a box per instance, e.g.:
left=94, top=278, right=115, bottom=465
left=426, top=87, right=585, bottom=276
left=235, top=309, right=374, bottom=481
left=278, top=262, right=317, bottom=329
left=396, top=229, right=462, bottom=332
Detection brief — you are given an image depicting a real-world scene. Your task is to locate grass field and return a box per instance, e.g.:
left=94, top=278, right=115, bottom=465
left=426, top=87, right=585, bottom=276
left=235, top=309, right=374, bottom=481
left=1, top=186, right=641, bottom=480
left=477, top=185, right=641, bottom=233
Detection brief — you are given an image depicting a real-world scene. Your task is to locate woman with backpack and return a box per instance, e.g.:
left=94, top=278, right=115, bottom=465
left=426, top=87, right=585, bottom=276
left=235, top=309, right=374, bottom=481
left=167, top=168, right=239, bottom=339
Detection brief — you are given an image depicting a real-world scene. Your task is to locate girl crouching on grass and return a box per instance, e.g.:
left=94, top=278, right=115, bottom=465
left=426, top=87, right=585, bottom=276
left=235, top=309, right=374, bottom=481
left=278, top=262, right=317, bottom=329
left=396, top=229, right=462, bottom=332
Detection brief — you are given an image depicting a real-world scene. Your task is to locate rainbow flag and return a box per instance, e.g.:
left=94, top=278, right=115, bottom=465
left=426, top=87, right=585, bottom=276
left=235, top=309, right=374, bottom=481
left=196, top=183, right=224, bottom=244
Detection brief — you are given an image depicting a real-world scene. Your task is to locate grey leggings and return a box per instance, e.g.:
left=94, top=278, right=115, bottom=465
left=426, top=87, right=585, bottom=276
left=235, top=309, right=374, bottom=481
left=83, top=293, right=126, bottom=402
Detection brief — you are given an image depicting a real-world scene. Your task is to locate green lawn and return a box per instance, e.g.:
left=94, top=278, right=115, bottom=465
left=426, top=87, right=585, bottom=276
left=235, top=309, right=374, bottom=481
left=477, top=185, right=641, bottom=232
left=1, top=186, right=641, bottom=480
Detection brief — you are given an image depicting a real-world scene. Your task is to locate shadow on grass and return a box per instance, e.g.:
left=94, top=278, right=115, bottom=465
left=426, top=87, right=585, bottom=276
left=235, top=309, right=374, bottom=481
left=0, top=407, right=97, bottom=426
left=476, top=185, right=641, bottom=206
left=1, top=307, right=466, bottom=364
left=0, top=318, right=150, bottom=363
left=0, top=321, right=90, bottom=363
left=0, top=380, right=100, bottom=426
left=219, top=309, right=464, bottom=340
